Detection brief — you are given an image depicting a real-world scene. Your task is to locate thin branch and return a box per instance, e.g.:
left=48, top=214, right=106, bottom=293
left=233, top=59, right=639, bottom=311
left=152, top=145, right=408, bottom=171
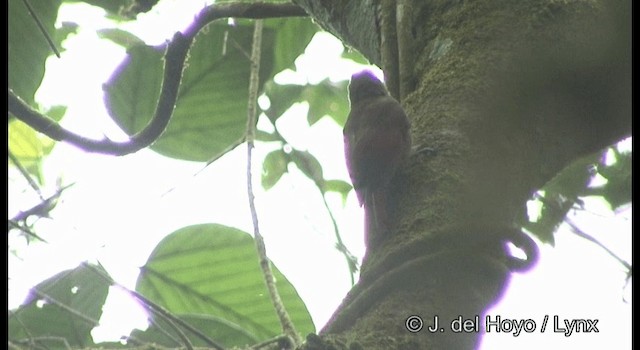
left=10, top=183, right=74, bottom=223
left=21, top=0, right=60, bottom=58
left=565, top=217, right=631, bottom=273
left=8, top=150, right=44, bottom=201
left=245, top=19, right=301, bottom=348
left=9, top=2, right=307, bottom=156
left=183, top=2, right=307, bottom=38
left=319, top=189, right=358, bottom=285
left=8, top=220, right=48, bottom=243
left=262, top=118, right=358, bottom=284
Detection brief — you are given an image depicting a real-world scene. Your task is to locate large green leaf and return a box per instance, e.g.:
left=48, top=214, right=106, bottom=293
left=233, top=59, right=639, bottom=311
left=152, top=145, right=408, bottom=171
left=8, top=263, right=112, bottom=349
left=104, top=23, right=275, bottom=161
left=135, top=224, right=315, bottom=344
left=8, top=0, right=63, bottom=105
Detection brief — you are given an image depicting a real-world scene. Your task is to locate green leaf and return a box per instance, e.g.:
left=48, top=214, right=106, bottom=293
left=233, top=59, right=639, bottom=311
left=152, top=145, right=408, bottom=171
left=263, top=81, right=305, bottom=123
left=9, top=106, right=66, bottom=185
left=262, top=149, right=289, bottom=190
left=97, top=28, right=146, bottom=49
left=323, top=179, right=353, bottom=205
left=303, top=79, right=349, bottom=126
left=291, top=150, right=324, bottom=186
left=9, top=263, right=112, bottom=349
left=265, top=17, right=319, bottom=74
left=263, top=79, right=349, bottom=126
left=594, top=149, right=631, bottom=210
left=135, top=224, right=315, bottom=343
left=104, top=23, right=275, bottom=161
left=46, top=105, right=68, bottom=122
left=9, top=0, right=63, bottom=105
left=129, top=313, right=258, bottom=348
left=255, top=129, right=281, bottom=142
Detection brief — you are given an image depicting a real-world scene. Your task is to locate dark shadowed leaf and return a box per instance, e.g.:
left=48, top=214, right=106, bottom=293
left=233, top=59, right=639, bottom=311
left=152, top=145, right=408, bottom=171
left=8, top=263, right=111, bottom=349
left=104, top=23, right=275, bottom=161
left=136, top=224, right=315, bottom=343
left=523, top=152, right=599, bottom=244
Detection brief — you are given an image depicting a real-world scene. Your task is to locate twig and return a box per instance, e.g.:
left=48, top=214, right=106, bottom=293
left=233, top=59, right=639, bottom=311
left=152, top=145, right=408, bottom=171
left=245, top=19, right=301, bottom=348
left=565, top=217, right=631, bottom=273
left=319, top=190, right=358, bottom=285
left=21, top=0, right=60, bottom=58
left=10, top=183, right=75, bottom=223
left=8, top=220, right=48, bottom=243
left=8, top=150, right=44, bottom=200
left=249, top=334, right=290, bottom=349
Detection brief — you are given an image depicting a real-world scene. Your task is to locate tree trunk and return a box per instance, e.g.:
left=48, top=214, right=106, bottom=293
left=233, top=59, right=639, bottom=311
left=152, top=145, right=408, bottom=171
left=294, top=0, right=630, bottom=349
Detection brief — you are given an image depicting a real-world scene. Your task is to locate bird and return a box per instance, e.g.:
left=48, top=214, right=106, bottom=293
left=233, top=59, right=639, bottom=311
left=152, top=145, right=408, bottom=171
left=343, top=70, right=411, bottom=246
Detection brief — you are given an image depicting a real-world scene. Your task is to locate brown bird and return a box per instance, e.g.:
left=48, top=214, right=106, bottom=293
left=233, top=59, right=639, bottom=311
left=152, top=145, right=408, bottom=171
left=343, top=71, right=411, bottom=246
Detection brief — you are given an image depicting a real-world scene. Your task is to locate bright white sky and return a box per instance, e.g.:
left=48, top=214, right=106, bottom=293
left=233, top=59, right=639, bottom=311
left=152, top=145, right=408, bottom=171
left=8, top=1, right=631, bottom=349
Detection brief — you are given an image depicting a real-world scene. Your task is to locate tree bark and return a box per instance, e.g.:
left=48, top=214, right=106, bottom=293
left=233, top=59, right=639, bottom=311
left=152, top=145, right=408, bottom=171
left=294, top=0, right=631, bottom=349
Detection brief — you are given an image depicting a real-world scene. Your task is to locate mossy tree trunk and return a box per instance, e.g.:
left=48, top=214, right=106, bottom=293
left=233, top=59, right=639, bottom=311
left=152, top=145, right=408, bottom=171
left=294, top=0, right=630, bottom=349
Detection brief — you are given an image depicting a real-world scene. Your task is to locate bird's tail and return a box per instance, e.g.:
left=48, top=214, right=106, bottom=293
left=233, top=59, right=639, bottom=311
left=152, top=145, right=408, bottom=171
left=364, top=189, right=389, bottom=248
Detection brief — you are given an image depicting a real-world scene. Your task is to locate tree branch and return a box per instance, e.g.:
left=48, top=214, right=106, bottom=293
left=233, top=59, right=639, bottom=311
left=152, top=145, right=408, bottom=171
left=9, top=2, right=308, bottom=156
left=8, top=150, right=44, bottom=201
